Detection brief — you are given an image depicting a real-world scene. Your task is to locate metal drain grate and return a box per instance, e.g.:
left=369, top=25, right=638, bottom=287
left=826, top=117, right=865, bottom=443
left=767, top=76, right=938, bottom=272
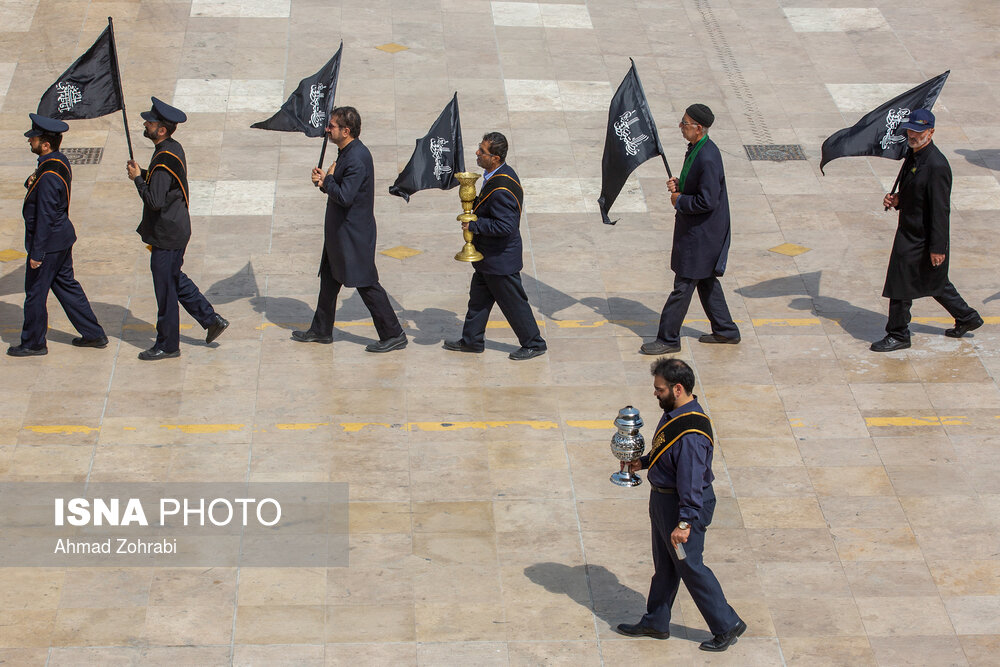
left=63, top=147, right=104, bottom=164
left=744, top=144, right=807, bottom=162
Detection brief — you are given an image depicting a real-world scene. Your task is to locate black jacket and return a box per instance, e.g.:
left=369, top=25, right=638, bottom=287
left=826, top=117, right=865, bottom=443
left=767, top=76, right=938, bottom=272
left=883, top=142, right=951, bottom=299
left=469, top=163, right=524, bottom=275
left=23, top=151, right=76, bottom=261
left=134, top=138, right=191, bottom=250
left=320, top=139, right=380, bottom=287
left=671, top=138, right=732, bottom=280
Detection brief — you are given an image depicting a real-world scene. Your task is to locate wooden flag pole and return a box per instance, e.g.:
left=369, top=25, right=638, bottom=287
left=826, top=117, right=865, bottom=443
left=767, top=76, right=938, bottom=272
left=885, top=153, right=909, bottom=211
left=106, top=17, right=133, bottom=160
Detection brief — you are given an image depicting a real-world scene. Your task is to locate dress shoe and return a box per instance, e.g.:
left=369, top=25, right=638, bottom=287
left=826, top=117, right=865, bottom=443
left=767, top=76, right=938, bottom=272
left=870, top=335, right=910, bottom=352
left=365, top=333, right=407, bottom=353
left=615, top=622, right=669, bottom=640
left=6, top=345, right=47, bottom=357
left=509, top=346, right=546, bottom=361
left=205, top=315, right=229, bottom=344
left=138, top=347, right=180, bottom=361
left=698, top=333, right=740, bottom=345
left=639, top=340, right=681, bottom=355
left=291, top=330, right=333, bottom=344
left=945, top=315, right=984, bottom=338
left=443, top=339, right=483, bottom=353
left=699, top=618, right=746, bottom=652
left=71, top=335, right=108, bottom=348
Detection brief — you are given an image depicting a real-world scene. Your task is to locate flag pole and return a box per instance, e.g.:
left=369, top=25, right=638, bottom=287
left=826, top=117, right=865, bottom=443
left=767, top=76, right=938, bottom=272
left=884, top=152, right=909, bottom=211
left=661, top=152, right=672, bottom=178
left=106, top=17, right=133, bottom=160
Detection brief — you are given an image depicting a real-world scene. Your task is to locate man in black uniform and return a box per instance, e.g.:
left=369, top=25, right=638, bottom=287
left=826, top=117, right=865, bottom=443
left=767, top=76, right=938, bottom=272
left=871, top=109, right=983, bottom=351
left=8, top=114, right=107, bottom=357
left=126, top=97, right=228, bottom=361
left=641, top=104, right=739, bottom=355
left=293, top=106, right=407, bottom=352
left=443, top=132, right=546, bottom=360
left=617, top=358, right=746, bottom=652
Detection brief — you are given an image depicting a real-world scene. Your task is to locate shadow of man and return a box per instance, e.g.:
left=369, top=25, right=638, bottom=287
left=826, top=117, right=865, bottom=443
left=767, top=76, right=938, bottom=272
left=523, top=561, right=705, bottom=640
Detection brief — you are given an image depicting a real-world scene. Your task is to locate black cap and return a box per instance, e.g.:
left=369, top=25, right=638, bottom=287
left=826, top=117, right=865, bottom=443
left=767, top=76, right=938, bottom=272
left=25, top=113, right=69, bottom=138
left=140, top=96, right=187, bottom=124
left=685, top=103, right=714, bottom=128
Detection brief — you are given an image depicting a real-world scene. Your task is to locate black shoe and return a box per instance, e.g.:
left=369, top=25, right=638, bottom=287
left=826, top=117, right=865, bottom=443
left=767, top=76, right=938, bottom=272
left=509, top=346, right=546, bottom=361
left=615, top=622, right=669, bottom=640
left=205, top=315, right=229, bottom=344
left=870, top=335, right=911, bottom=352
left=291, top=330, right=333, bottom=344
left=945, top=315, right=984, bottom=338
left=443, top=339, right=483, bottom=353
left=365, top=333, right=407, bottom=353
left=698, top=333, right=740, bottom=345
left=138, top=347, right=180, bottom=361
left=639, top=340, right=680, bottom=355
left=71, top=335, right=108, bottom=348
left=699, top=618, right=746, bottom=652
left=6, top=345, right=47, bottom=357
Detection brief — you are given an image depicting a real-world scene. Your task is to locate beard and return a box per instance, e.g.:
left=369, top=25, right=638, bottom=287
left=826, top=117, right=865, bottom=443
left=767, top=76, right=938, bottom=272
left=143, top=126, right=157, bottom=140
left=658, top=392, right=676, bottom=413
left=30, top=143, right=42, bottom=155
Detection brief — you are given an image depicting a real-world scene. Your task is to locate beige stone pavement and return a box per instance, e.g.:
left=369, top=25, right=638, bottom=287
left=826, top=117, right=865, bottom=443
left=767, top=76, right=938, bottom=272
left=1, top=0, right=1000, bottom=664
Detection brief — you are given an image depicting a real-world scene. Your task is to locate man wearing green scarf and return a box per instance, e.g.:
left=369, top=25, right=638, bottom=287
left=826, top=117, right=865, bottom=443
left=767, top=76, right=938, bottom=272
left=640, top=104, right=740, bottom=355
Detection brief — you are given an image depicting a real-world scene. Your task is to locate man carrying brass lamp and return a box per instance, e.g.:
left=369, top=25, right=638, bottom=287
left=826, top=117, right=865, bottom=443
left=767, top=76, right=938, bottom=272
left=444, top=132, right=546, bottom=360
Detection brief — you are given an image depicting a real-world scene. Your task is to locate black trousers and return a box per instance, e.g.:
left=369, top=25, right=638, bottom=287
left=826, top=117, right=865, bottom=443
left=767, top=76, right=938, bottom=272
left=460, top=271, right=545, bottom=351
left=641, top=486, right=740, bottom=636
left=150, top=246, right=216, bottom=353
left=656, top=274, right=739, bottom=346
left=886, top=281, right=979, bottom=339
left=310, top=254, right=403, bottom=341
left=21, top=246, right=104, bottom=349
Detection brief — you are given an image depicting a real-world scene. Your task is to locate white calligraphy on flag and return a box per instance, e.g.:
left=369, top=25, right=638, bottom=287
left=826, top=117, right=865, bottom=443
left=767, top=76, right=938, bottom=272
left=430, top=137, right=452, bottom=181
left=309, top=83, right=326, bottom=128
left=56, top=82, right=82, bottom=112
left=881, top=107, right=910, bottom=150
left=614, top=110, right=649, bottom=156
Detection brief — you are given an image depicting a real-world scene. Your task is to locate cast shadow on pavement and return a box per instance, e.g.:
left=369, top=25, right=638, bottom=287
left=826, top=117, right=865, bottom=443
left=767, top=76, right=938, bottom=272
left=523, top=562, right=709, bottom=641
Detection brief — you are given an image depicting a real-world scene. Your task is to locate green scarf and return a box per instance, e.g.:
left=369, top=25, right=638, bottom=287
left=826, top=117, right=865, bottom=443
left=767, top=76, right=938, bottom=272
left=678, top=134, right=709, bottom=192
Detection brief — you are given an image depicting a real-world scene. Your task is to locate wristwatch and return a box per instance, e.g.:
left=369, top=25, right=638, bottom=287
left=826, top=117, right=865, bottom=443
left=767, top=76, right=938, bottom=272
left=677, top=521, right=690, bottom=530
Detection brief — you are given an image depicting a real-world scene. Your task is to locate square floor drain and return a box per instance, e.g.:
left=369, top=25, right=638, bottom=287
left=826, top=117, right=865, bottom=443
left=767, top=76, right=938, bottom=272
left=744, top=144, right=806, bottom=162
left=63, top=147, right=104, bottom=164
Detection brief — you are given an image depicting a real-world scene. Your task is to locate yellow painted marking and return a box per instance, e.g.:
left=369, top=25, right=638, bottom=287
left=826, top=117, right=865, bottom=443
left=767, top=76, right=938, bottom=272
left=912, top=316, right=1000, bottom=325
left=276, top=422, right=329, bottom=430
left=485, top=320, right=545, bottom=329
left=340, top=422, right=393, bottom=433
left=865, top=416, right=969, bottom=427
left=553, top=320, right=610, bottom=329
left=375, top=42, right=409, bottom=53
left=0, top=249, right=28, bottom=262
left=788, top=418, right=806, bottom=428
left=256, top=321, right=374, bottom=330
left=123, top=323, right=194, bottom=331
left=123, top=427, right=137, bottom=431
left=380, top=246, right=422, bottom=260
left=752, top=318, right=822, bottom=327
left=160, top=424, right=244, bottom=434
left=566, top=420, right=613, bottom=429
left=769, top=242, right=811, bottom=256
left=24, top=425, right=99, bottom=434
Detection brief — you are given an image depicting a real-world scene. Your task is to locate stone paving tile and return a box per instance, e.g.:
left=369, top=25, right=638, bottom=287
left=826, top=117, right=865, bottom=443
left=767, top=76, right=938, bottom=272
left=0, top=0, right=998, bottom=662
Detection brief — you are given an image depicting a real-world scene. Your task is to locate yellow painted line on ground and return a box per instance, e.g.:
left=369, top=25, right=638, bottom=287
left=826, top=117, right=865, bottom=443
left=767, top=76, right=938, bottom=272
left=123, top=323, right=194, bottom=331
left=566, top=420, right=613, bottom=429
left=788, top=418, right=806, bottom=428
left=23, top=425, right=99, bottom=434
left=865, top=416, right=969, bottom=427
left=340, top=422, right=393, bottom=433
left=276, top=422, right=330, bottom=430
left=160, top=424, right=245, bottom=434
left=913, top=316, right=1000, bottom=325
left=752, top=318, right=822, bottom=327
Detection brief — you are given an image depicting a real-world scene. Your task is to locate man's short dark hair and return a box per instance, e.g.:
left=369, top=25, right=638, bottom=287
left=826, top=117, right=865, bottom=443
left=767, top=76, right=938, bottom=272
left=482, top=132, right=508, bottom=161
left=331, top=106, right=362, bottom=138
left=38, top=133, right=62, bottom=151
left=650, top=358, right=695, bottom=394
left=159, top=120, right=177, bottom=138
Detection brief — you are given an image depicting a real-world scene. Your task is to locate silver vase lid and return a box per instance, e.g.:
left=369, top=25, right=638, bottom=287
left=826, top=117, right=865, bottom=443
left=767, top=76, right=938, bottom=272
left=614, top=405, right=643, bottom=431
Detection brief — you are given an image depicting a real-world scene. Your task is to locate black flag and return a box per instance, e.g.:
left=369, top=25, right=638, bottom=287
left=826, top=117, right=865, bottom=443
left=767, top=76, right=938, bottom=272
left=389, top=93, right=464, bottom=202
left=598, top=59, right=667, bottom=225
left=820, top=71, right=949, bottom=174
left=251, top=43, right=342, bottom=136
left=36, top=26, right=123, bottom=120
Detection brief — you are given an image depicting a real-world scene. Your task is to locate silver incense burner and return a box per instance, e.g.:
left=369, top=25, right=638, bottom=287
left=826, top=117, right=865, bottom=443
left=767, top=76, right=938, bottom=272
left=610, top=405, right=645, bottom=487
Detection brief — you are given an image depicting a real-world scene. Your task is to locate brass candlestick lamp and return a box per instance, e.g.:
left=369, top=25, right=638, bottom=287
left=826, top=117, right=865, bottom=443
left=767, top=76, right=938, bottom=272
left=453, top=171, right=483, bottom=262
